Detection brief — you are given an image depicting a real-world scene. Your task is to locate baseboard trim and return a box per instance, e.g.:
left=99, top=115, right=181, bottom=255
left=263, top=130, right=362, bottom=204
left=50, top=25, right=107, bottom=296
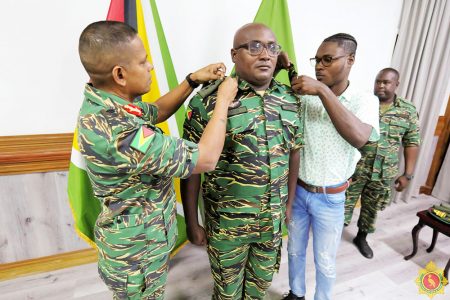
left=0, top=133, right=73, bottom=175
left=0, top=248, right=97, bottom=281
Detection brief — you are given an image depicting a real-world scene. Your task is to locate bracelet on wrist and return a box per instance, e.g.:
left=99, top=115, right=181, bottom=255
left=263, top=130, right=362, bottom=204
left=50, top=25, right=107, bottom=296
left=186, top=73, right=200, bottom=89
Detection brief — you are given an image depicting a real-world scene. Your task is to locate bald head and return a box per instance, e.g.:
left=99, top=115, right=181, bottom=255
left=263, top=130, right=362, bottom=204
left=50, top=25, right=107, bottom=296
left=378, top=67, right=400, bottom=81
left=233, top=23, right=276, bottom=48
left=374, top=67, right=400, bottom=102
left=231, top=23, right=278, bottom=90
left=78, top=21, right=138, bottom=86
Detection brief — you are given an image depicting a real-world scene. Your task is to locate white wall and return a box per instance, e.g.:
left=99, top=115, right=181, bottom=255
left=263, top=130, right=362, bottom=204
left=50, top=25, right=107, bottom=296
left=0, top=0, right=403, bottom=136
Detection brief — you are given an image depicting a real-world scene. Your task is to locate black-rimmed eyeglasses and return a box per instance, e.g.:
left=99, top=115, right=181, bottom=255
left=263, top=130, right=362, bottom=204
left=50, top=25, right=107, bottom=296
left=309, top=55, right=348, bottom=67
left=235, top=40, right=282, bottom=57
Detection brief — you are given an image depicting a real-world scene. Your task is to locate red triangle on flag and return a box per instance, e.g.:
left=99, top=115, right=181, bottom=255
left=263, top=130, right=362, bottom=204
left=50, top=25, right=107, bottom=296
left=142, top=126, right=154, bottom=138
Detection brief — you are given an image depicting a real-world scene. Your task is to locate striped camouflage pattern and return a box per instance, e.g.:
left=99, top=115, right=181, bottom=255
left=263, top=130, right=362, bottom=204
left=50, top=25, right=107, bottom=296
left=345, top=96, right=420, bottom=233
left=207, top=236, right=281, bottom=300
left=183, top=79, right=303, bottom=299
left=344, top=158, right=392, bottom=232
left=77, top=84, right=198, bottom=299
left=357, top=96, right=420, bottom=181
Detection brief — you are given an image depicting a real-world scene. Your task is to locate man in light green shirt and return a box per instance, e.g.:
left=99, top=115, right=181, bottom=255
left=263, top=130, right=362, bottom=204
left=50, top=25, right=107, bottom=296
left=283, top=33, right=379, bottom=300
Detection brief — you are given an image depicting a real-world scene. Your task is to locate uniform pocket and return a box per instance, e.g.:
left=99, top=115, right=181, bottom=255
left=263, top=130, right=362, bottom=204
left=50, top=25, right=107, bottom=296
left=227, top=113, right=258, bottom=157
left=388, top=119, right=408, bottom=140
left=95, top=214, right=146, bottom=265
left=279, top=109, right=299, bottom=150
left=324, top=192, right=345, bottom=206
left=98, top=261, right=145, bottom=299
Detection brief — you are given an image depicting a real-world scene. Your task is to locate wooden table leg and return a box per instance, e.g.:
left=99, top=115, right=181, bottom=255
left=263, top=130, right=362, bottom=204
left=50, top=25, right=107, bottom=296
left=426, top=229, right=439, bottom=253
left=444, top=258, right=450, bottom=286
left=404, top=220, right=425, bottom=260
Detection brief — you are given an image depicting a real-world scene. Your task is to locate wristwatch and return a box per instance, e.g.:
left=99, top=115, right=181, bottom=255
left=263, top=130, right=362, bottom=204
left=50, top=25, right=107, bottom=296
left=403, top=173, right=414, bottom=180
left=186, top=73, right=200, bottom=89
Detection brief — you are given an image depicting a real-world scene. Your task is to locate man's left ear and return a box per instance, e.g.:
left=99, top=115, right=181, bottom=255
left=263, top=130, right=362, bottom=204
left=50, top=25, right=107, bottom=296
left=231, top=48, right=237, bottom=63
left=347, top=53, right=355, bottom=66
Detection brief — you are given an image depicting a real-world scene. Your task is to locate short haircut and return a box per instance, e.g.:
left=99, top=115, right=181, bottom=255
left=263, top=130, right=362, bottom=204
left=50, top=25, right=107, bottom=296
left=79, top=21, right=137, bottom=79
left=379, top=67, right=400, bottom=81
left=323, top=33, right=357, bottom=55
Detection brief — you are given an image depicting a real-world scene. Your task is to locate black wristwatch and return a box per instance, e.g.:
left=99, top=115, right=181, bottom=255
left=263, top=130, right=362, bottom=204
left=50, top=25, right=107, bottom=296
left=403, top=173, right=414, bottom=180
left=186, top=73, right=200, bottom=89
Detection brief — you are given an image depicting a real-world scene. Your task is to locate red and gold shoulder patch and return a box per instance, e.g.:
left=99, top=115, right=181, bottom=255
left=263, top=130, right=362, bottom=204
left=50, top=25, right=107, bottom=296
left=123, top=104, right=143, bottom=117
left=186, top=107, right=193, bottom=120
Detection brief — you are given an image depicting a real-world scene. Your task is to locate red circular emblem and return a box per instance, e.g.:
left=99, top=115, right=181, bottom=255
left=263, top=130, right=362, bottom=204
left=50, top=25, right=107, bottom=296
left=421, top=272, right=441, bottom=291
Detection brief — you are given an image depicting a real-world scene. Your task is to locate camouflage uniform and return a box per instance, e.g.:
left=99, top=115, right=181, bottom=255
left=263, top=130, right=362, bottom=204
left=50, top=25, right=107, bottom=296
left=345, top=96, right=420, bottom=233
left=183, top=79, right=303, bottom=299
left=77, top=84, right=199, bottom=300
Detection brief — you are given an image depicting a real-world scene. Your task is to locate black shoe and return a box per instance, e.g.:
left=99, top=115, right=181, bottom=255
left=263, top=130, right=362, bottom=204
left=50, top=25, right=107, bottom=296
left=353, top=236, right=374, bottom=259
left=282, top=290, right=305, bottom=300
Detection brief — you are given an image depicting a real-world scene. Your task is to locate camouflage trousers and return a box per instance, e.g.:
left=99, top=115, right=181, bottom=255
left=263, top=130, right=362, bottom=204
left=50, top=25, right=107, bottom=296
left=207, top=233, right=282, bottom=300
left=95, top=212, right=177, bottom=300
left=345, top=175, right=392, bottom=233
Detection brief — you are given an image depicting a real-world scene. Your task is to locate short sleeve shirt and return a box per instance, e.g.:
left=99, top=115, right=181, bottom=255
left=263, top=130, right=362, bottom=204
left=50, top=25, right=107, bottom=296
left=77, top=84, right=199, bottom=227
left=183, top=79, right=303, bottom=240
left=358, top=96, right=420, bottom=180
left=299, top=84, right=380, bottom=186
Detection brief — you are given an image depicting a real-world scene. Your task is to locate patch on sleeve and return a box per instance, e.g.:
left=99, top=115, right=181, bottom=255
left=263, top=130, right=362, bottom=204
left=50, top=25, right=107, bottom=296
left=186, top=106, right=193, bottom=120
left=130, top=126, right=155, bottom=153
left=123, top=104, right=143, bottom=117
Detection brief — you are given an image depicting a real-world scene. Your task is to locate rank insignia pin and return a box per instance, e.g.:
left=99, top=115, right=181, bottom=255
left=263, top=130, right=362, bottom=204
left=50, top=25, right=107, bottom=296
left=123, top=104, right=143, bottom=117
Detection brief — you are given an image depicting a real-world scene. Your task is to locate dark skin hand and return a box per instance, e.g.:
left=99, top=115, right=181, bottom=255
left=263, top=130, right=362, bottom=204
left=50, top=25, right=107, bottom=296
left=180, top=174, right=206, bottom=246
left=394, top=146, right=419, bottom=191
left=274, top=51, right=291, bottom=76
left=285, top=149, right=300, bottom=224
left=290, top=75, right=372, bottom=149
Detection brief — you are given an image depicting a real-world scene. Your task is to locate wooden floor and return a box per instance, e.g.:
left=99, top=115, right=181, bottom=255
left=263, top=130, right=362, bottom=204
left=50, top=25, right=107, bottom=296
left=1, top=195, right=449, bottom=300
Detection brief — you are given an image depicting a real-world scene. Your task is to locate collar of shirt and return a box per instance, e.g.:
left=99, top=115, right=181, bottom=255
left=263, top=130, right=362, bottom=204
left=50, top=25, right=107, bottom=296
left=237, top=78, right=285, bottom=94
left=84, top=83, right=131, bottom=109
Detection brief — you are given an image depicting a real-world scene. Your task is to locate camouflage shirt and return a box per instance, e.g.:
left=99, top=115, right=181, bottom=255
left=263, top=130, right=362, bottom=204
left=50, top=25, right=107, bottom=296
left=183, top=79, right=303, bottom=240
left=77, top=84, right=199, bottom=236
left=357, top=96, right=420, bottom=180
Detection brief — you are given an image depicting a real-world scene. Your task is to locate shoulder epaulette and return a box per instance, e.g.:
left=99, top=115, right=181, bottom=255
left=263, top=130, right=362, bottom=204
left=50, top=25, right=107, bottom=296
left=197, top=78, right=224, bottom=99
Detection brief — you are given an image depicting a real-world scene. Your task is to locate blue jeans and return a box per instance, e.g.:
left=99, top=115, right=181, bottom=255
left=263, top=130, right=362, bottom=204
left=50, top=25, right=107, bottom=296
left=287, top=184, right=345, bottom=300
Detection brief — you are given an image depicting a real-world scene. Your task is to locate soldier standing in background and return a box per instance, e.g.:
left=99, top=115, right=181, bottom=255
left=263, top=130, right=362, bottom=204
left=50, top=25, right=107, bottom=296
left=345, top=68, right=420, bottom=259
left=181, top=23, right=303, bottom=299
left=77, top=21, right=237, bottom=299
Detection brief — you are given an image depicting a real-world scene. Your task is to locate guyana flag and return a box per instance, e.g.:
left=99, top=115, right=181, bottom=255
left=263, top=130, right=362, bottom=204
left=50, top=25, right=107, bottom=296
left=68, top=0, right=297, bottom=252
left=67, top=0, right=188, bottom=252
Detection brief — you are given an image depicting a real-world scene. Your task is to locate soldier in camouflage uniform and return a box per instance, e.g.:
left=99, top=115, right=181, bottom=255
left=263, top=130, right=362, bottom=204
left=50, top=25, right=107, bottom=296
left=181, top=23, right=303, bottom=300
left=345, top=68, right=420, bottom=258
left=77, top=21, right=237, bottom=299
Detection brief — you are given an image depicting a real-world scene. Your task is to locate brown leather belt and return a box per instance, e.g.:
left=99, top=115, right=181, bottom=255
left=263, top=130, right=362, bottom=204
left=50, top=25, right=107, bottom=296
left=297, top=178, right=351, bottom=194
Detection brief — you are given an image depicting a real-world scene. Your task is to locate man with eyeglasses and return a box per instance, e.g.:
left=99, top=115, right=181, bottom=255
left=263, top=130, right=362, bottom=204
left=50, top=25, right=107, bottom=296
left=181, top=23, right=303, bottom=299
left=345, top=68, right=420, bottom=259
left=282, top=33, right=380, bottom=300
